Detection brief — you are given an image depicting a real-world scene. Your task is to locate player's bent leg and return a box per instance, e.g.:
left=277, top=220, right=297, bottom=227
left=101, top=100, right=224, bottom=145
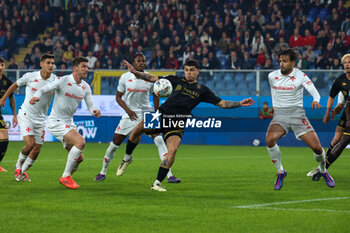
left=59, top=130, right=85, bottom=189
left=0, top=129, right=9, bottom=172
left=299, top=131, right=335, bottom=187
left=95, top=133, right=126, bottom=181
left=116, top=135, right=141, bottom=176
left=266, top=124, right=287, bottom=190
left=19, top=143, right=42, bottom=182
left=151, top=135, right=181, bottom=192
left=14, top=135, right=35, bottom=180
left=151, top=134, right=180, bottom=183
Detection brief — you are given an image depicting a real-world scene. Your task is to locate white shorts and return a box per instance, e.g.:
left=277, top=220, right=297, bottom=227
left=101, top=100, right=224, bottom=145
left=48, top=119, right=76, bottom=147
left=269, top=114, right=314, bottom=140
left=115, top=114, right=143, bottom=136
left=18, top=109, right=46, bottom=144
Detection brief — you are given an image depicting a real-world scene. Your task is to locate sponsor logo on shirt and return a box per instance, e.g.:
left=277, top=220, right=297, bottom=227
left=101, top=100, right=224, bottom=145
left=273, top=85, right=296, bottom=90
left=65, top=92, right=83, bottom=100
left=127, top=88, right=148, bottom=92
left=32, top=87, right=37, bottom=92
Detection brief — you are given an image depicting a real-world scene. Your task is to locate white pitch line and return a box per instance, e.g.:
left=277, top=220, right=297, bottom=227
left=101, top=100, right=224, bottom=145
left=235, top=197, right=350, bottom=208
left=251, top=207, right=350, bottom=214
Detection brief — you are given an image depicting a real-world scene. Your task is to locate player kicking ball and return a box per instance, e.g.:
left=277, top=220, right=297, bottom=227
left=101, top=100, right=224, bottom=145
left=0, top=54, right=56, bottom=181
left=94, top=53, right=180, bottom=183
left=266, top=49, right=334, bottom=190
left=122, top=59, right=254, bottom=191
left=30, top=57, right=101, bottom=189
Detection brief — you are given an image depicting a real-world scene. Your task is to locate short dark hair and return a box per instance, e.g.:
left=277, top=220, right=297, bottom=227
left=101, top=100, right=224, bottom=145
left=0, top=57, right=5, bottom=64
left=263, top=101, right=268, bottom=105
left=72, top=56, right=89, bottom=67
left=132, top=53, right=145, bottom=62
left=279, top=48, right=297, bottom=62
left=40, top=54, right=55, bottom=62
left=184, top=59, right=200, bottom=69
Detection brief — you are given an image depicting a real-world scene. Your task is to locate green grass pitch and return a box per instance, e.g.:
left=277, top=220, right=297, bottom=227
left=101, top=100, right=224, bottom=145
left=0, top=142, right=349, bottom=233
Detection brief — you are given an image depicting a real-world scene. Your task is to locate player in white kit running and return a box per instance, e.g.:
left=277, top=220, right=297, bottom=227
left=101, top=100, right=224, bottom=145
left=265, top=49, right=334, bottom=190
left=94, top=53, right=180, bottom=183
left=30, top=57, right=101, bottom=189
left=0, top=54, right=56, bottom=181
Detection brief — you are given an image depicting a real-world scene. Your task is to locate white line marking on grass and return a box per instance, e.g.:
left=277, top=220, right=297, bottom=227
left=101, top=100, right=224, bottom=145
left=236, top=197, right=350, bottom=208
left=252, top=207, right=350, bottom=214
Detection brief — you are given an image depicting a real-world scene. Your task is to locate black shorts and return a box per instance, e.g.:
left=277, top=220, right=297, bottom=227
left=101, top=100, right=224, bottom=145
left=0, top=115, right=7, bottom=130
left=338, top=111, right=346, bottom=129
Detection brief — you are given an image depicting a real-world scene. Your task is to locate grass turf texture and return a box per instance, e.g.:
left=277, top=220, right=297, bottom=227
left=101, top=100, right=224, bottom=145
left=0, top=142, right=349, bottom=233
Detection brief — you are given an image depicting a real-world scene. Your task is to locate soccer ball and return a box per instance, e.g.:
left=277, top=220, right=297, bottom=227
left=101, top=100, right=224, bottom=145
left=252, top=139, right=260, bottom=146
left=153, top=79, right=173, bottom=97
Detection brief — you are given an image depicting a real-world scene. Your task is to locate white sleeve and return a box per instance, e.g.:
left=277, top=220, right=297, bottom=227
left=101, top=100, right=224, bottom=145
left=267, top=72, right=273, bottom=87
left=84, top=86, right=98, bottom=115
left=34, top=77, right=62, bottom=99
left=302, top=74, right=320, bottom=103
left=338, top=92, right=345, bottom=105
left=117, top=74, right=126, bottom=93
left=16, top=73, right=31, bottom=87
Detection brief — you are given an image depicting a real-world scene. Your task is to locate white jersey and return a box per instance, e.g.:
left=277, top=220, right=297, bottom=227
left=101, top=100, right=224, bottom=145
left=34, top=74, right=97, bottom=122
left=268, top=68, right=320, bottom=109
left=17, top=71, right=56, bottom=124
left=117, top=71, right=154, bottom=114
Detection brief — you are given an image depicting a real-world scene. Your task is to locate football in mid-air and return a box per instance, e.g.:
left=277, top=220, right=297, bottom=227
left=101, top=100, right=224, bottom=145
left=153, top=79, right=173, bottom=97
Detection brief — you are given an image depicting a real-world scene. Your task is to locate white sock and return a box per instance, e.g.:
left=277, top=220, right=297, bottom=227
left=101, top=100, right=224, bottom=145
left=62, top=146, right=82, bottom=177
left=100, top=142, right=119, bottom=175
left=267, top=144, right=284, bottom=173
left=123, top=153, right=132, bottom=161
left=72, top=160, right=82, bottom=174
left=22, top=157, right=35, bottom=173
left=16, top=152, right=28, bottom=169
left=153, top=135, right=173, bottom=178
left=314, top=149, right=326, bottom=173
left=153, top=179, right=161, bottom=186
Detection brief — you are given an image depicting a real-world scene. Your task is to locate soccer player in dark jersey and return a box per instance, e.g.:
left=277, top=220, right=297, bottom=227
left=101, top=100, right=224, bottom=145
left=0, top=57, right=18, bottom=172
left=308, top=54, right=350, bottom=180
left=121, top=59, right=254, bottom=191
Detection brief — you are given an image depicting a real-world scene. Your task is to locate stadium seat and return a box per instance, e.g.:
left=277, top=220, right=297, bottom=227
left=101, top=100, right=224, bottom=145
left=308, top=8, right=319, bottom=18
left=205, top=80, right=215, bottom=90
left=233, top=73, right=244, bottom=83
left=245, top=72, right=256, bottom=82
left=319, top=8, right=329, bottom=22
left=224, top=73, right=233, bottom=81
left=213, top=72, right=224, bottom=81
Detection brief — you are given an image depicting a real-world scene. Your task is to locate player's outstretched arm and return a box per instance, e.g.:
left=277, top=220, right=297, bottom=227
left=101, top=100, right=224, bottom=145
left=0, top=82, right=18, bottom=109
left=216, top=98, right=255, bottom=109
left=123, top=60, right=159, bottom=82
left=323, top=97, right=335, bottom=124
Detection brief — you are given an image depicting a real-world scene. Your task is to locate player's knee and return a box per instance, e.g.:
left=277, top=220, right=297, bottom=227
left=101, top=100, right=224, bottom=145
left=265, top=135, right=276, bottom=148
left=32, top=145, right=41, bottom=155
left=24, top=142, right=35, bottom=152
left=76, top=139, right=86, bottom=150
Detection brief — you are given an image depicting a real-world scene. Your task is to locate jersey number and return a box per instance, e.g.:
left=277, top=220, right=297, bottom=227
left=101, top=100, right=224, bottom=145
left=302, top=119, right=309, bottom=125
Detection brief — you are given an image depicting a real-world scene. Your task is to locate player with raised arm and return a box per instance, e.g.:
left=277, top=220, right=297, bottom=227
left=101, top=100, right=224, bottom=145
left=30, top=56, right=101, bottom=189
left=94, top=53, right=180, bottom=183
left=307, top=92, right=345, bottom=181
left=310, top=54, right=350, bottom=180
left=120, top=59, right=254, bottom=192
left=0, top=57, right=17, bottom=172
left=0, top=54, right=56, bottom=181
left=265, top=48, right=334, bottom=190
